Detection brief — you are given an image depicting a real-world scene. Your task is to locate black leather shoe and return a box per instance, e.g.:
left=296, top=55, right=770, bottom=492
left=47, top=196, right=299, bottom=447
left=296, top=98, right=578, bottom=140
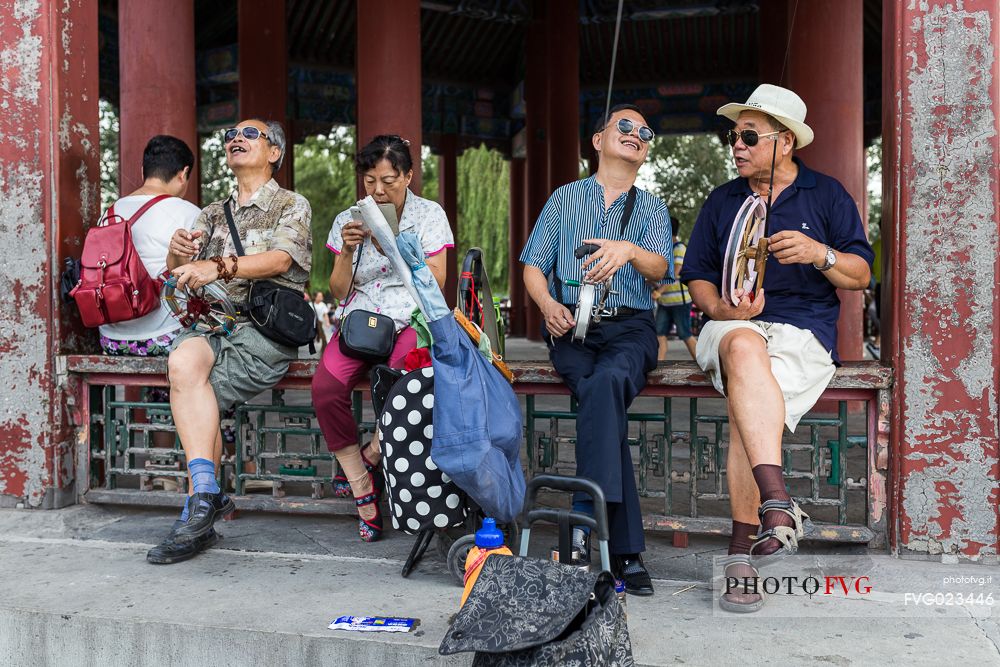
left=615, top=554, right=654, bottom=596
left=173, top=492, right=235, bottom=543
left=146, top=521, right=219, bottom=564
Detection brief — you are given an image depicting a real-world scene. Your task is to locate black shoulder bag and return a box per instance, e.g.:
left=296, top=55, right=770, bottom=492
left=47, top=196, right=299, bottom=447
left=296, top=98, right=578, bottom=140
left=336, top=238, right=397, bottom=364
left=223, top=202, right=316, bottom=349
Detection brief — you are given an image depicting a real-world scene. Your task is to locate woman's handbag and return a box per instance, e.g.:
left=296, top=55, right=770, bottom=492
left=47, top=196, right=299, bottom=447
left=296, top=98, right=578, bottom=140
left=439, top=555, right=634, bottom=666
left=335, top=230, right=398, bottom=364
left=338, top=308, right=396, bottom=364
left=223, top=203, right=316, bottom=348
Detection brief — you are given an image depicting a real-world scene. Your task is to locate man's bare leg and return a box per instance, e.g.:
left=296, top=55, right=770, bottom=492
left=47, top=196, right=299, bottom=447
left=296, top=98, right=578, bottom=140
left=718, top=329, right=796, bottom=555
left=718, top=330, right=783, bottom=466
left=726, top=405, right=761, bottom=526
left=167, top=338, right=233, bottom=540
left=657, top=335, right=668, bottom=361
left=168, top=338, right=220, bottom=461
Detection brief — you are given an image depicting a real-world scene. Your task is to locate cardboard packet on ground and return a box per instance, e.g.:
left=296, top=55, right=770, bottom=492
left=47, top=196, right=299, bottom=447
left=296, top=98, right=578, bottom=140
left=328, top=615, right=418, bottom=633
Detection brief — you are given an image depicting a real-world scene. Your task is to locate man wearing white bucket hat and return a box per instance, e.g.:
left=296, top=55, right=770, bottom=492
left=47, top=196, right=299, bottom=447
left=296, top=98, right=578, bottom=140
left=682, top=84, right=874, bottom=612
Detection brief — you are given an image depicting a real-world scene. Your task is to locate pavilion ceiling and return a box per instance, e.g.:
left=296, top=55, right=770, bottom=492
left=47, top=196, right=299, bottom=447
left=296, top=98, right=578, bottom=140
left=97, top=0, right=883, bottom=150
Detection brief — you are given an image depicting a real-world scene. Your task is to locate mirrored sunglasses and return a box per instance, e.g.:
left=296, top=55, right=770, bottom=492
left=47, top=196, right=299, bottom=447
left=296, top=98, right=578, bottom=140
left=612, top=118, right=655, bottom=143
left=726, top=129, right=782, bottom=147
left=223, top=126, right=269, bottom=143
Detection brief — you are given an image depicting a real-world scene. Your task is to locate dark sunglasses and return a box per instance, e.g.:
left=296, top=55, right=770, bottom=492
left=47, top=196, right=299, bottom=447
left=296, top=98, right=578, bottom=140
left=726, top=129, right=782, bottom=147
left=223, top=126, right=269, bottom=143
left=608, top=118, right=655, bottom=143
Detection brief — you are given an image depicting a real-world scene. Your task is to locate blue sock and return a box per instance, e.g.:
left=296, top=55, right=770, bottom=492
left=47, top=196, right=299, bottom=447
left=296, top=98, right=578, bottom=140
left=179, top=499, right=191, bottom=522
left=188, top=458, right=220, bottom=495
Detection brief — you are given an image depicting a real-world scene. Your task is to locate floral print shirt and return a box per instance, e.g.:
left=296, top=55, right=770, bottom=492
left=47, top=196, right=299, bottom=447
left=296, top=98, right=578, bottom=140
left=327, top=189, right=454, bottom=330
left=193, top=179, right=313, bottom=306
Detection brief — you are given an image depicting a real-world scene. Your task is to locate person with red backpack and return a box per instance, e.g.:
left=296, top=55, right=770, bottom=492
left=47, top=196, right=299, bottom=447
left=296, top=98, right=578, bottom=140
left=91, top=135, right=200, bottom=355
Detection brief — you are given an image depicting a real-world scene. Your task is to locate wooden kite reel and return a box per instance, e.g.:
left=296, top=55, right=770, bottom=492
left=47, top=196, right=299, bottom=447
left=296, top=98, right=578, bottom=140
left=721, top=195, right=770, bottom=305
left=568, top=243, right=617, bottom=343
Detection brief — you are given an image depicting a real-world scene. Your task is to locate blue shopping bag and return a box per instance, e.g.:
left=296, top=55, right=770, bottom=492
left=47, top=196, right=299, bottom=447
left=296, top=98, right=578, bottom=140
left=396, top=233, right=525, bottom=523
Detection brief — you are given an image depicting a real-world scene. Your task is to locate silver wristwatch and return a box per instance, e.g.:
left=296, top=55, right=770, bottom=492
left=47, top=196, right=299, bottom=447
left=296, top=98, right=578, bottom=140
left=816, top=245, right=836, bottom=272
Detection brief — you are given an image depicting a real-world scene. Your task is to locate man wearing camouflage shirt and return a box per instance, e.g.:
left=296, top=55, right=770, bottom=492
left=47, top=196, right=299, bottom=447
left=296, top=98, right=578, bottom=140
left=147, top=118, right=312, bottom=564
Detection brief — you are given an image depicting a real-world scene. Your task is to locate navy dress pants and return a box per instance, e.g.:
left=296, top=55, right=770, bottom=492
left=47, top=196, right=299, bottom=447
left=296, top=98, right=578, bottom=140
left=548, top=311, right=658, bottom=555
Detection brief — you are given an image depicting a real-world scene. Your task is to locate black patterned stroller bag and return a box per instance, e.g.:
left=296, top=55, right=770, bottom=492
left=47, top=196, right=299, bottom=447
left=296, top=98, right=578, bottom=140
left=439, top=555, right=634, bottom=666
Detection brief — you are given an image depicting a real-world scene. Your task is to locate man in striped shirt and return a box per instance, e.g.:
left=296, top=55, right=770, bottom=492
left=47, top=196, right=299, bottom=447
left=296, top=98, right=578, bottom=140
left=520, top=104, right=672, bottom=596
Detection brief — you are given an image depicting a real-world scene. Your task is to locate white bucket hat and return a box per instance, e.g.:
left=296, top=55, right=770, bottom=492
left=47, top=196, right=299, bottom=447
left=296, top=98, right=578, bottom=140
left=717, top=84, right=814, bottom=149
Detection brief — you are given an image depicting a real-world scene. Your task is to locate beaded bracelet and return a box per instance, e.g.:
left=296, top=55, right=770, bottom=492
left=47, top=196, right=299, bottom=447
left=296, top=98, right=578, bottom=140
left=226, top=254, right=239, bottom=283
left=209, top=255, right=229, bottom=281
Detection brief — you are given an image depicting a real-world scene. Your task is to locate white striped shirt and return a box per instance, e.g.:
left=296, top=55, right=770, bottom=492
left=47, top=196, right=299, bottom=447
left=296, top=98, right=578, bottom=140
left=520, top=176, right=673, bottom=310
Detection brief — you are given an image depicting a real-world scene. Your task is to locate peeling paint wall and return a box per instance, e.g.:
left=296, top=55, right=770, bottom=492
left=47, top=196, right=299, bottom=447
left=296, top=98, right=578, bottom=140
left=889, top=1, right=1000, bottom=560
left=0, top=0, right=98, bottom=507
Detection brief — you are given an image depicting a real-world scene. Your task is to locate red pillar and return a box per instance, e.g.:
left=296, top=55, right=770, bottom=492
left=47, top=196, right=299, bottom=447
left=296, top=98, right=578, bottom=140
left=523, top=3, right=550, bottom=341
left=119, top=0, right=198, bottom=202
left=785, top=0, right=865, bottom=362
left=757, top=0, right=790, bottom=86
left=439, top=134, right=459, bottom=308
left=547, top=0, right=579, bottom=190
left=884, top=0, right=1000, bottom=559
left=508, top=157, right=527, bottom=336
left=355, top=0, right=422, bottom=194
left=239, top=0, right=291, bottom=188
left=0, top=0, right=99, bottom=507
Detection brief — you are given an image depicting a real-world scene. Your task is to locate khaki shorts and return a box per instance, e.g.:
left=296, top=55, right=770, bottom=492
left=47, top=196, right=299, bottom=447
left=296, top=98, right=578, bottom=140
left=172, top=324, right=298, bottom=411
left=695, top=320, right=835, bottom=432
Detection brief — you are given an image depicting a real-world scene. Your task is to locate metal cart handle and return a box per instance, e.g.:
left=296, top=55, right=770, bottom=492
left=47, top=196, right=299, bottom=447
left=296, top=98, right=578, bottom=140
left=517, top=475, right=612, bottom=573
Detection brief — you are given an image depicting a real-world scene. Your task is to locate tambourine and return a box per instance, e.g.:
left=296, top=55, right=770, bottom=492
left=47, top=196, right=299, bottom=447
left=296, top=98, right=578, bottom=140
left=721, top=194, right=770, bottom=305
left=161, top=273, right=240, bottom=335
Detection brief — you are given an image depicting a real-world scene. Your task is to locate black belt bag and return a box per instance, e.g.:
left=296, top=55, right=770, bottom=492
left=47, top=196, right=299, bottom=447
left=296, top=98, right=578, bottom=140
left=247, top=279, right=316, bottom=348
left=339, top=309, right=395, bottom=363
left=224, top=203, right=316, bottom=349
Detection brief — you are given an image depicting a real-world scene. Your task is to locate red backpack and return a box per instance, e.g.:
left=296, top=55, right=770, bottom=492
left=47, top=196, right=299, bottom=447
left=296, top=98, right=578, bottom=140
left=70, top=194, right=171, bottom=327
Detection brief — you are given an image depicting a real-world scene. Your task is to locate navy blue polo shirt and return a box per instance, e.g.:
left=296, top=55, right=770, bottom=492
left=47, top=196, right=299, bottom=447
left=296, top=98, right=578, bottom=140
left=520, top=176, right=673, bottom=311
left=682, top=158, right=874, bottom=362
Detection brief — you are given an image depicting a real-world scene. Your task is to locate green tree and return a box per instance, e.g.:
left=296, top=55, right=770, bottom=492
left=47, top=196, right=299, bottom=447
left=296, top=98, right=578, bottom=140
left=99, top=99, right=120, bottom=210
left=200, top=133, right=235, bottom=205
left=866, top=136, right=882, bottom=241
left=421, top=146, right=439, bottom=203
left=292, top=127, right=357, bottom=292
left=643, top=133, right=736, bottom=239
left=456, top=145, right=510, bottom=293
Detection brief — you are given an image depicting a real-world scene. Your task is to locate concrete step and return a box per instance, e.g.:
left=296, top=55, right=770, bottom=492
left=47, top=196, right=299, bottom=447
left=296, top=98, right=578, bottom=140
left=0, top=506, right=997, bottom=666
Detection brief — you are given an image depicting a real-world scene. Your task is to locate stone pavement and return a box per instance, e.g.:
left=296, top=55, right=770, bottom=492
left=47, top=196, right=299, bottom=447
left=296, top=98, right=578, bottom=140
left=1, top=505, right=997, bottom=666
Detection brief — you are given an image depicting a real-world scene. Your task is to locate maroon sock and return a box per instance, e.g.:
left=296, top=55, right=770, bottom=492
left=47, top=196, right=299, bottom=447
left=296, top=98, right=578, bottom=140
left=751, top=464, right=794, bottom=555
left=751, top=464, right=790, bottom=502
left=728, top=520, right=759, bottom=555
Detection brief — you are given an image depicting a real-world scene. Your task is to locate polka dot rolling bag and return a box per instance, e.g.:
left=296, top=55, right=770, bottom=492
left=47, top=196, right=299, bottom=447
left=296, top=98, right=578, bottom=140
left=377, top=366, right=468, bottom=537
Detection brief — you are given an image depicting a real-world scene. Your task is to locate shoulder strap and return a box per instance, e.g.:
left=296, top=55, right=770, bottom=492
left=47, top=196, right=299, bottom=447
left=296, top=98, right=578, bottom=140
left=223, top=201, right=246, bottom=257
left=335, top=241, right=365, bottom=323
left=126, top=194, right=172, bottom=228
left=618, top=186, right=638, bottom=237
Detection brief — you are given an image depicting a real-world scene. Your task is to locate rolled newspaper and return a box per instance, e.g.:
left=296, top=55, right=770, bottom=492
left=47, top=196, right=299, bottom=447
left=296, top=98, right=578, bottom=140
left=355, top=196, right=423, bottom=312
